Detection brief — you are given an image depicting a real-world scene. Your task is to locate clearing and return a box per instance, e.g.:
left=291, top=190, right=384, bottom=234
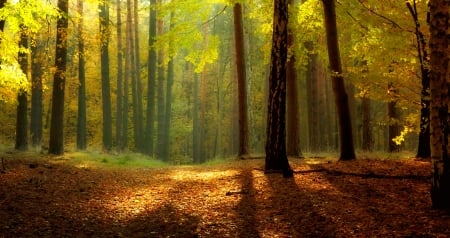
left=0, top=152, right=449, bottom=237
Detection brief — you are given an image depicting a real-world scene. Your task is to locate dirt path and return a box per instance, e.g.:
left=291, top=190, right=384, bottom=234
left=1, top=155, right=449, bottom=237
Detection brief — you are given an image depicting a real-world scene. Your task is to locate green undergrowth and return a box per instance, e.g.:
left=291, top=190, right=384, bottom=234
left=62, top=151, right=168, bottom=169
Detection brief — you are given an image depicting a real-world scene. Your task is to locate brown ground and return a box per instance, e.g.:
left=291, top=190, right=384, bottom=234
left=1, top=153, right=449, bottom=237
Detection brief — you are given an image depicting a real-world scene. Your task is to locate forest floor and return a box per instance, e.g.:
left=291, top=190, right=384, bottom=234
left=1, top=151, right=450, bottom=238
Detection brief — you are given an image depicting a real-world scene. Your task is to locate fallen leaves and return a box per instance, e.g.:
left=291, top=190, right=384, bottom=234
left=0, top=155, right=449, bottom=237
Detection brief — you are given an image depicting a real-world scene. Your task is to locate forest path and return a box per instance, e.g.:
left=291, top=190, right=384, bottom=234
left=0, top=153, right=449, bottom=237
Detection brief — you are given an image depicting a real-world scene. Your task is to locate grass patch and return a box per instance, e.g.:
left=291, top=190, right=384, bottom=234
left=63, top=151, right=168, bottom=169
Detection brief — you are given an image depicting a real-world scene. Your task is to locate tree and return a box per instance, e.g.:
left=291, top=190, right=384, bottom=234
left=30, top=36, right=44, bottom=148
left=286, top=0, right=302, bottom=158
left=133, top=0, right=144, bottom=151
left=48, top=0, right=69, bottom=155
left=233, top=2, right=250, bottom=159
left=156, top=18, right=166, bottom=160
left=76, top=0, right=87, bottom=150
left=15, top=25, right=28, bottom=151
left=321, top=0, right=355, bottom=161
left=99, top=0, right=113, bottom=151
left=406, top=0, right=430, bottom=159
left=428, top=0, right=450, bottom=210
left=116, top=0, right=124, bottom=150
left=145, top=0, right=157, bottom=156
left=264, top=0, right=293, bottom=177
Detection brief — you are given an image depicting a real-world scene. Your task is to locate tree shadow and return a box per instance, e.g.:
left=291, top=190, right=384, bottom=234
left=234, top=168, right=260, bottom=238
left=113, top=204, right=200, bottom=237
left=265, top=173, right=336, bottom=237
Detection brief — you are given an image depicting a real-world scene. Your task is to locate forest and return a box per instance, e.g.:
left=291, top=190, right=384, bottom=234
left=1, top=0, right=450, bottom=236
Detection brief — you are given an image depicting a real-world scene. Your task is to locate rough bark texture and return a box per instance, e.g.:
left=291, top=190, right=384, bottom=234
left=15, top=27, right=28, bottom=151
left=145, top=0, right=157, bottom=156
left=100, top=0, right=112, bottom=151
left=265, top=0, right=293, bottom=177
left=428, top=0, right=450, bottom=210
left=322, top=0, right=356, bottom=161
left=48, top=0, right=68, bottom=155
left=76, top=0, right=87, bottom=151
left=233, top=3, right=250, bottom=158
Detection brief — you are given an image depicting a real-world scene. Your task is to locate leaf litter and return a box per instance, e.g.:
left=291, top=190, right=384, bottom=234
left=0, top=155, right=449, bottom=237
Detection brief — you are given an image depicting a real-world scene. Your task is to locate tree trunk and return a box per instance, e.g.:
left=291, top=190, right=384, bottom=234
left=428, top=0, right=450, bottom=210
left=162, top=13, right=175, bottom=161
left=265, top=0, right=293, bottom=177
left=76, top=0, right=87, bottom=151
left=233, top=3, right=250, bottom=158
left=48, top=0, right=68, bottom=155
left=193, top=74, right=204, bottom=164
left=146, top=0, right=157, bottom=156
left=321, top=0, right=356, bottom=160
left=286, top=0, right=302, bottom=157
left=100, top=0, right=112, bottom=151
left=305, top=41, right=319, bottom=152
left=30, top=38, right=43, bottom=148
left=133, top=0, right=144, bottom=151
left=407, top=1, right=431, bottom=159
left=116, top=0, right=123, bottom=151
left=361, top=95, right=372, bottom=151
left=156, top=19, right=166, bottom=160
left=15, top=26, right=28, bottom=151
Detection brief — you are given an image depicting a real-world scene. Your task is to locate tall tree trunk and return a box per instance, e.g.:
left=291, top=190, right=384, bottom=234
left=116, top=0, right=123, bottom=151
left=146, top=0, right=157, bottom=156
left=100, top=0, right=112, bottom=151
left=286, top=0, right=302, bottom=157
left=133, top=0, right=144, bottom=151
left=76, top=0, right=87, bottom=150
left=163, top=20, right=174, bottom=161
left=321, top=0, right=355, bottom=160
left=233, top=2, right=250, bottom=158
left=48, top=0, right=68, bottom=155
left=156, top=19, right=166, bottom=160
left=193, top=73, right=203, bottom=164
left=407, top=1, right=431, bottom=159
left=428, top=0, right=450, bottom=210
left=305, top=41, right=319, bottom=152
left=30, top=38, right=43, bottom=148
left=265, top=0, right=293, bottom=177
left=15, top=26, right=28, bottom=151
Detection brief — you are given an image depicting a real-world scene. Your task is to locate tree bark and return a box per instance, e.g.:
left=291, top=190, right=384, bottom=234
left=76, top=0, right=87, bottom=151
left=265, top=0, right=293, bottom=177
left=233, top=3, right=250, bottom=158
left=321, top=0, right=356, bottom=160
left=428, top=0, right=450, bottom=210
left=163, top=14, right=175, bottom=161
left=286, top=0, right=302, bottom=157
left=30, top=38, right=43, bottom=148
left=145, top=0, right=157, bottom=156
left=48, top=0, right=68, bottom=155
left=407, top=1, right=431, bottom=159
left=100, top=0, right=112, bottom=151
left=133, top=0, right=144, bottom=151
left=156, top=19, right=166, bottom=160
left=388, top=83, right=400, bottom=153
left=116, top=0, right=123, bottom=151
left=15, top=26, right=28, bottom=151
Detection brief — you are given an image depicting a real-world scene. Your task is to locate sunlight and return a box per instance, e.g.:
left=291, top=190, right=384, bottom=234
left=169, top=169, right=241, bottom=182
